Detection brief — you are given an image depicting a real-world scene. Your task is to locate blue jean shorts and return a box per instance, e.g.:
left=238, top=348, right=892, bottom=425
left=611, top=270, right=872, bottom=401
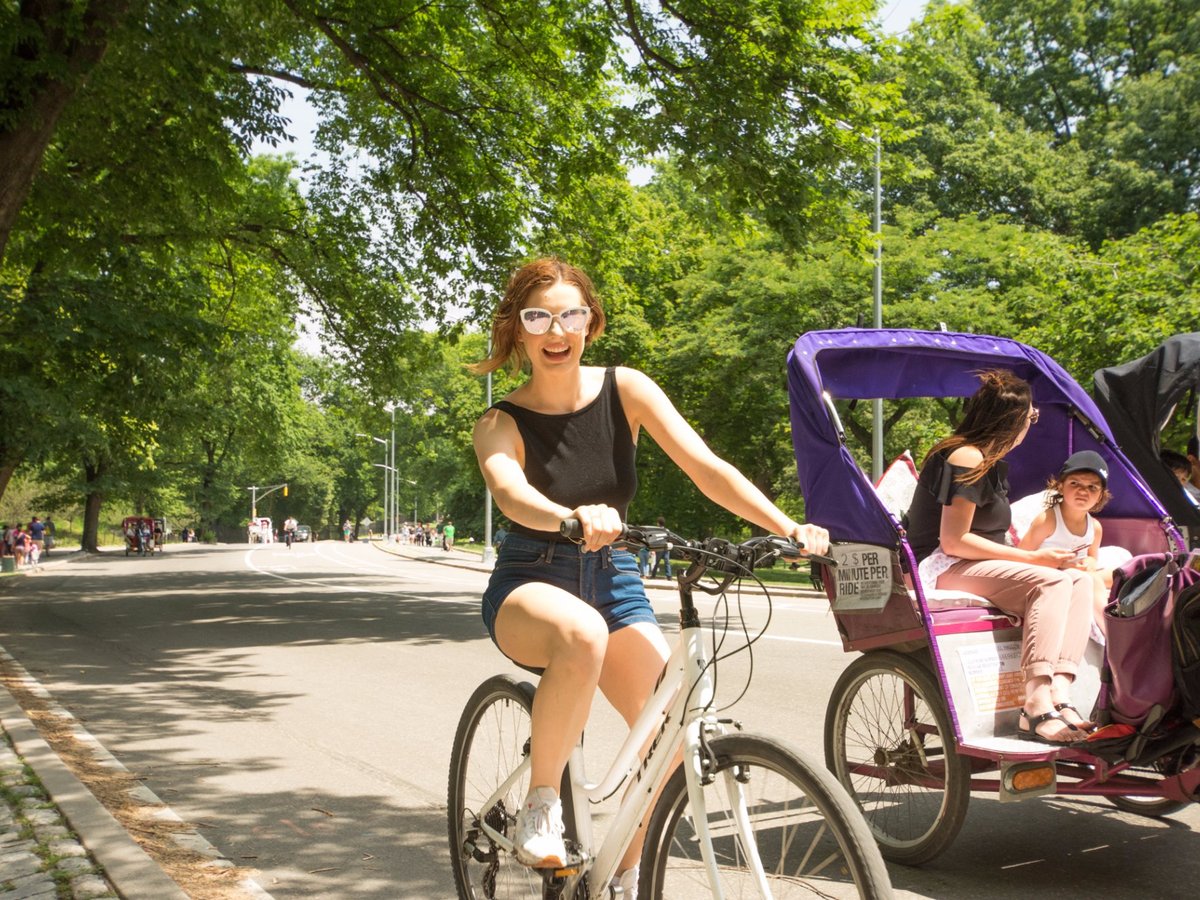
left=482, top=533, right=659, bottom=675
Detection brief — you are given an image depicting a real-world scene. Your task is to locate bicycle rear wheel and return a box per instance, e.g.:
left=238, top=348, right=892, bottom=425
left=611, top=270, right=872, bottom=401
left=448, top=675, right=575, bottom=899
left=640, top=732, right=892, bottom=899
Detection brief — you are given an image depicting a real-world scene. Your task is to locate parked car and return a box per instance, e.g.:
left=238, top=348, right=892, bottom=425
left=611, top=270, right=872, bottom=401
left=295, top=524, right=312, bottom=542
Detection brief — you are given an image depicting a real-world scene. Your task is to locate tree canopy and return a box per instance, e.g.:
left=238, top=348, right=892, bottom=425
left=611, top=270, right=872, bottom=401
left=3, top=1, right=1200, bottom=547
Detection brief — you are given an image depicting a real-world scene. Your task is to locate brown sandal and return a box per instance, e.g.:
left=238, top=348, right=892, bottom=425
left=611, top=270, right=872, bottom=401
left=1018, top=709, right=1081, bottom=744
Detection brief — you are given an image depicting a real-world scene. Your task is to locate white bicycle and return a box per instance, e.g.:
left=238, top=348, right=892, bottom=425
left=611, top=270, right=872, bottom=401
left=448, top=523, right=892, bottom=899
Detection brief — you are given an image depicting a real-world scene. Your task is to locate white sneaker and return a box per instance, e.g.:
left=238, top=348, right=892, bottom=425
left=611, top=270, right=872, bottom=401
left=513, top=786, right=566, bottom=868
left=610, top=865, right=639, bottom=899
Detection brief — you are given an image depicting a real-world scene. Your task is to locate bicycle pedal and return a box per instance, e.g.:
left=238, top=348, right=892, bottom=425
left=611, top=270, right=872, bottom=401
left=552, top=866, right=580, bottom=877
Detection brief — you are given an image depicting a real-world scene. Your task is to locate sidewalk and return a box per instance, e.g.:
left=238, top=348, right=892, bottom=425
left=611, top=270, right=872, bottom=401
left=0, top=686, right=185, bottom=899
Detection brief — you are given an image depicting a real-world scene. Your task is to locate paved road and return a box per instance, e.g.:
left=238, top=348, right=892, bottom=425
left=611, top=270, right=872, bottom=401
left=1, top=542, right=1198, bottom=898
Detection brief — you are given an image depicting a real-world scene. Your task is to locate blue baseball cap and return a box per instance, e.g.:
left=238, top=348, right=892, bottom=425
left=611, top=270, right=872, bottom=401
left=1060, top=450, right=1108, bottom=487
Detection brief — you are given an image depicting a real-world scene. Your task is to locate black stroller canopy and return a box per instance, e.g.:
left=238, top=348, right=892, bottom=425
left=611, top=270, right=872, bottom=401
left=1094, top=333, right=1200, bottom=527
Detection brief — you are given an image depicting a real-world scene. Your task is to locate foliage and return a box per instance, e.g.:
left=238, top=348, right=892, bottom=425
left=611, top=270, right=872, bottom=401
left=896, top=0, right=1200, bottom=246
left=5, top=0, right=1200, bottom=549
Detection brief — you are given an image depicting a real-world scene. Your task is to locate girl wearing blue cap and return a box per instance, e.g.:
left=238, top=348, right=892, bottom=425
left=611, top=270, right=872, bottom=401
left=1019, top=451, right=1114, bottom=644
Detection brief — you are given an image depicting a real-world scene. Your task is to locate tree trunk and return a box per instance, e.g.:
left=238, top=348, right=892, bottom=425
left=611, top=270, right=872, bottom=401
left=0, top=454, right=21, bottom=508
left=199, top=439, right=217, bottom=542
left=0, top=0, right=130, bottom=264
left=80, top=459, right=105, bottom=552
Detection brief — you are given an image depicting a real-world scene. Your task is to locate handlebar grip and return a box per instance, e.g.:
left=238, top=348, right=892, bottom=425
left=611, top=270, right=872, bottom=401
left=560, top=518, right=635, bottom=542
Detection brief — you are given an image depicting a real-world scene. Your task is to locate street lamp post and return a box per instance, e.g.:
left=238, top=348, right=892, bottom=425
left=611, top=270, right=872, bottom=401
left=356, top=433, right=389, bottom=539
left=373, top=463, right=397, bottom=531
left=834, top=121, right=885, bottom=481
left=871, top=129, right=884, bottom=482
left=405, top=478, right=418, bottom=527
left=384, top=402, right=397, bottom=540
left=482, top=343, right=495, bottom=565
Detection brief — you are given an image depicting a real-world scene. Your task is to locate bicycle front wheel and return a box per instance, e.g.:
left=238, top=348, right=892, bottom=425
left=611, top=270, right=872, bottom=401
left=641, top=733, right=892, bottom=899
left=448, top=675, right=575, bottom=900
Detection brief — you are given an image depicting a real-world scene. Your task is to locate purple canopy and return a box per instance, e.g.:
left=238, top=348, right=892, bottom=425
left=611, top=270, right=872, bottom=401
left=787, top=329, right=1172, bottom=545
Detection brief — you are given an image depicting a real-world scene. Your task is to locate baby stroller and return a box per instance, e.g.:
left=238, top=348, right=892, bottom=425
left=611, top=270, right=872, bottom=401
left=1093, top=333, right=1200, bottom=550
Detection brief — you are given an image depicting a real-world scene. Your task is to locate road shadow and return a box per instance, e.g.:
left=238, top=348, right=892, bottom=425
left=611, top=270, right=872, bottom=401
left=887, top=791, right=1200, bottom=898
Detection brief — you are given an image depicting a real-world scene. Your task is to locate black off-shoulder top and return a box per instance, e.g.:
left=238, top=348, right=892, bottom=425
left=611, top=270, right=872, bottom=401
left=905, top=450, right=1011, bottom=564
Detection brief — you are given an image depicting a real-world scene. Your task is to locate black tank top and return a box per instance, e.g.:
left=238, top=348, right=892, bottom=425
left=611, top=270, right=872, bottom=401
left=493, top=367, right=638, bottom=541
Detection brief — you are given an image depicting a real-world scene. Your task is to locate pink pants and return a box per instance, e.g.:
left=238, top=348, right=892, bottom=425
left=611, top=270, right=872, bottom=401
left=938, top=560, right=1093, bottom=681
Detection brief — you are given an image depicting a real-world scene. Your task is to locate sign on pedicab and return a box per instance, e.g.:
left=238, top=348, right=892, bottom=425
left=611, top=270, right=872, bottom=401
left=830, top=543, right=896, bottom=611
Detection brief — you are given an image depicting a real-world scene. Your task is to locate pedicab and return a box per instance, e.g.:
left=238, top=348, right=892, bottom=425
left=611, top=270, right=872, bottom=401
left=1093, top=332, right=1200, bottom=550
left=786, top=328, right=1200, bottom=865
left=122, top=516, right=159, bottom=556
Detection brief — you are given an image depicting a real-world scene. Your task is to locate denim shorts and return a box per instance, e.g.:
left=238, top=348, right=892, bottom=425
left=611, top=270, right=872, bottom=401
left=481, top=533, right=659, bottom=675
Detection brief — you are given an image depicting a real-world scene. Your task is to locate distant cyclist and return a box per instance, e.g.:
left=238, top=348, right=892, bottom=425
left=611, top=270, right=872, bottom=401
left=283, top=515, right=298, bottom=549
left=470, top=258, right=829, bottom=892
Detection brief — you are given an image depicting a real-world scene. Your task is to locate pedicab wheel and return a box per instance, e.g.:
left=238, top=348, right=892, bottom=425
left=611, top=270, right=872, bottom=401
left=1106, top=745, right=1196, bottom=818
left=825, top=650, right=970, bottom=866
left=1105, top=795, right=1187, bottom=817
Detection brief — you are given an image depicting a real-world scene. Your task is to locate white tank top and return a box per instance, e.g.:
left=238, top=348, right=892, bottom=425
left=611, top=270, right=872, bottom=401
left=1040, top=504, right=1095, bottom=558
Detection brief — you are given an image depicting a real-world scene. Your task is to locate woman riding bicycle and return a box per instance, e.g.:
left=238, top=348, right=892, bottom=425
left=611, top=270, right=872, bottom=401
left=471, top=258, right=829, bottom=895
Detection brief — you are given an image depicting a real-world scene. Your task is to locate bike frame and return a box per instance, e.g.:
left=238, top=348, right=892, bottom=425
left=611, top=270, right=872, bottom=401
left=475, top=577, right=763, bottom=899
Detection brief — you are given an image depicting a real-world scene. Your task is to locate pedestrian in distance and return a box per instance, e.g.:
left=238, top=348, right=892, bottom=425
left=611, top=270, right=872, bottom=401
left=11, top=524, right=29, bottom=568
left=650, top=516, right=672, bottom=579
left=28, top=516, right=45, bottom=557
left=470, top=257, right=829, bottom=891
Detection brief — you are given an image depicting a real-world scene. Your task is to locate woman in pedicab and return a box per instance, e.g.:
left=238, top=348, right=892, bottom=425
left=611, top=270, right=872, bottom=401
left=1093, top=332, right=1200, bottom=550
left=786, top=328, right=1199, bottom=865
left=903, top=369, right=1095, bottom=744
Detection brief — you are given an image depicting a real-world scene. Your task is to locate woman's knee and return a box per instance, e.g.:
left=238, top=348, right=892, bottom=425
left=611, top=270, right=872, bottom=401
left=494, top=588, right=607, bottom=669
left=549, top=608, right=609, bottom=670
left=1032, top=569, right=1075, bottom=599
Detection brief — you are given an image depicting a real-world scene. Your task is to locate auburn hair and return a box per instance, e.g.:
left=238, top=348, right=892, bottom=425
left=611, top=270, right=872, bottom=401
left=925, top=369, right=1033, bottom=485
left=471, top=258, right=606, bottom=376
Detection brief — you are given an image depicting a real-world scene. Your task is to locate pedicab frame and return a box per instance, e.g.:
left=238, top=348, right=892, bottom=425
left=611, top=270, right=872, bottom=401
left=121, top=516, right=161, bottom=556
left=786, top=328, right=1198, bottom=865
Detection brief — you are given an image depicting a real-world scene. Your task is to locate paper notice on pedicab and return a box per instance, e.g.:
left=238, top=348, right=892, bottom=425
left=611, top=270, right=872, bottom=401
left=830, top=543, right=895, bottom=612
left=957, top=641, right=1023, bottom=714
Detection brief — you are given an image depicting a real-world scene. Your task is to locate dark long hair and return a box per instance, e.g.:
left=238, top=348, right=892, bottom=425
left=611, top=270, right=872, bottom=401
left=925, top=369, right=1032, bottom=485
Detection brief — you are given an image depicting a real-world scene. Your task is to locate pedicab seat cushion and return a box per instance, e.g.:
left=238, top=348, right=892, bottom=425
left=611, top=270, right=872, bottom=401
left=902, top=577, right=1020, bottom=632
left=919, top=588, right=993, bottom=608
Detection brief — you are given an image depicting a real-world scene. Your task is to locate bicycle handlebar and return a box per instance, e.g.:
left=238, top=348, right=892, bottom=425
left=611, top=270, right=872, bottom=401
left=558, top=519, right=836, bottom=572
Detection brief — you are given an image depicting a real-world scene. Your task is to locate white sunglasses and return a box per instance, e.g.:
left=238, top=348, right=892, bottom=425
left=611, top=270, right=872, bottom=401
left=519, top=306, right=590, bottom=335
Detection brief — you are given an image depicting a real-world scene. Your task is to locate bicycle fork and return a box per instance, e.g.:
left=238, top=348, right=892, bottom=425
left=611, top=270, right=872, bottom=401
left=679, top=617, right=776, bottom=900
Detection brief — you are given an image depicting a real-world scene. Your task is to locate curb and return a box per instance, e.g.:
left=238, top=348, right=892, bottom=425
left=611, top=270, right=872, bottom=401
left=0, top=646, right=274, bottom=900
